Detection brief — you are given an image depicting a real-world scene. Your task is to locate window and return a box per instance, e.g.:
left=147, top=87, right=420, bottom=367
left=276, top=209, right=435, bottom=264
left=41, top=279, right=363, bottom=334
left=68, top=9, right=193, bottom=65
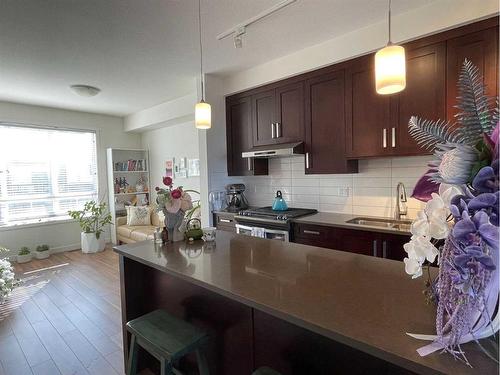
left=0, top=124, right=98, bottom=226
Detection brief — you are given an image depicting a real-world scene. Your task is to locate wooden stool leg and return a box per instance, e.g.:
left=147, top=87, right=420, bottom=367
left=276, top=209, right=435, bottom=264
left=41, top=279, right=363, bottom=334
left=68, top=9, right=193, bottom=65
left=195, top=349, right=210, bottom=375
left=160, top=358, right=175, bottom=375
left=127, top=334, right=139, bottom=375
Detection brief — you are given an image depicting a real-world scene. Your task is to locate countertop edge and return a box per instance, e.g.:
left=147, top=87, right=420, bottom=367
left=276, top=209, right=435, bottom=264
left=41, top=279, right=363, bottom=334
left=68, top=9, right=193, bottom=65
left=114, top=244, right=438, bottom=375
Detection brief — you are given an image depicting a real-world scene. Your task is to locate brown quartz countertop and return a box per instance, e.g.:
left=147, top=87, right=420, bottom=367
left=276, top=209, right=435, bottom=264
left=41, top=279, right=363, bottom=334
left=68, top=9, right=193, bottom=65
left=293, top=212, right=412, bottom=235
left=114, top=232, right=496, bottom=375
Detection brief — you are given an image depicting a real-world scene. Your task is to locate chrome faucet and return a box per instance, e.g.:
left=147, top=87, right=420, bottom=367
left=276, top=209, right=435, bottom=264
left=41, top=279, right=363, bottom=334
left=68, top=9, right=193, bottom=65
left=395, top=182, right=408, bottom=220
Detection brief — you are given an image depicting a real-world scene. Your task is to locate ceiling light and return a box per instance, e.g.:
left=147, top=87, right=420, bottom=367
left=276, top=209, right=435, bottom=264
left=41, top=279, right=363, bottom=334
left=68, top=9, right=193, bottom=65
left=234, top=35, right=243, bottom=49
left=195, top=0, right=211, bottom=130
left=70, top=84, right=101, bottom=97
left=375, top=0, right=406, bottom=95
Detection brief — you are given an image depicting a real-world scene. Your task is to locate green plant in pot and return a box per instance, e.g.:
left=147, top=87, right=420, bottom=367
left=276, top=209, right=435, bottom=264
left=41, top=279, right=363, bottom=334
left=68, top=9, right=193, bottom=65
left=68, top=201, right=112, bottom=253
left=35, top=244, right=50, bottom=260
left=17, top=246, right=32, bottom=263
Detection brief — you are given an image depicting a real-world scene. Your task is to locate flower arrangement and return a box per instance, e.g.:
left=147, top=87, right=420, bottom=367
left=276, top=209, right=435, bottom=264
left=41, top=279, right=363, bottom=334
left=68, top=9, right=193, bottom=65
left=155, top=177, right=200, bottom=242
left=403, top=59, right=499, bottom=365
left=0, top=247, right=17, bottom=305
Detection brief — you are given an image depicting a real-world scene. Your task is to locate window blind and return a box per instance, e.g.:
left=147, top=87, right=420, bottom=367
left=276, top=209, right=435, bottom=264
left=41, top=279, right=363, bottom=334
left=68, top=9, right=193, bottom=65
left=0, top=124, right=98, bottom=226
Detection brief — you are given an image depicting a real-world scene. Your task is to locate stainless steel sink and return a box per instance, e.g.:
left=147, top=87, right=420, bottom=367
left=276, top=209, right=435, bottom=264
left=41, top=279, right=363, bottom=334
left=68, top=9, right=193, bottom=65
left=346, top=217, right=412, bottom=231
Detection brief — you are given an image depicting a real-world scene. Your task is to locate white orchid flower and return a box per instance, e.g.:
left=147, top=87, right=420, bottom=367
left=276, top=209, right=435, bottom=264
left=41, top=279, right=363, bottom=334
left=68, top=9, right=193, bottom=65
left=438, top=183, right=463, bottom=206
left=404, top=257, right=423, bottom=279
left=411, top=211, right=430, bottom=237
left=405, top=235, right=439, bottom=263
left=424, top=193, right=450, bottom=239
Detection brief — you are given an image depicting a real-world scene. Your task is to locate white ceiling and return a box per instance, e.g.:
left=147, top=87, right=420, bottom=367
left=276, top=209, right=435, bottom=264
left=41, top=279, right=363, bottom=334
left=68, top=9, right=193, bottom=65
left=0, top=0, right=437, bottom=116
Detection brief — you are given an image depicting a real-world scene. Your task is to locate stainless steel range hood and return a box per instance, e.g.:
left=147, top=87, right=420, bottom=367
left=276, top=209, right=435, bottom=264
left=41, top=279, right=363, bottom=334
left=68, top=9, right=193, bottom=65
left=242, top=142, right=304, bottom=158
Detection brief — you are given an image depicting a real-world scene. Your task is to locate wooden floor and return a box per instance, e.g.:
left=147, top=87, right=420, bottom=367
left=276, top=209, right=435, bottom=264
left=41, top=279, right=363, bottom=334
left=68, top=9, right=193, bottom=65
left=0, top=247, right=125, bottom=375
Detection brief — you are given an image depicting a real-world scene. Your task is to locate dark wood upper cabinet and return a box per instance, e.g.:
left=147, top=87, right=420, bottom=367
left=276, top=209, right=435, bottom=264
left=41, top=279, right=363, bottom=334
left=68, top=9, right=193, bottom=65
left=345, top=55, right=391, bottom=158
left=251, top=82, right=305, bottom=146
left=251, top=89, right=276, bottom=146
left=305, top=69, right=357, bottom=174
left=446, top=27, right=498, bottom=121
left=392, top=41, right=446, bottom=156
left=225, top=18, right=498, bottom=172
left=274, top=81, right=305, bottom=143
left=226, top=96, right=268, bottom=176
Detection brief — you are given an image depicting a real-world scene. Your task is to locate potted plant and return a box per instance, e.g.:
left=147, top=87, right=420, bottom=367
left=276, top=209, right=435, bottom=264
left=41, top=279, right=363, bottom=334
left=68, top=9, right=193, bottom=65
left=17, top=247, right=32, bottom=263
left=0, top=246, right=17, bottom=305
left=35, top=244, right=50, bottom=260
left=68, top=201, right=112, bottom=253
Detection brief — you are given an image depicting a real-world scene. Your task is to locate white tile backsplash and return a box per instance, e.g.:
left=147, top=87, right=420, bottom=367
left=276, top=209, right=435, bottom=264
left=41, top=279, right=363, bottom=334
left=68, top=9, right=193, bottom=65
left=210, top=155, right=429, bottom=219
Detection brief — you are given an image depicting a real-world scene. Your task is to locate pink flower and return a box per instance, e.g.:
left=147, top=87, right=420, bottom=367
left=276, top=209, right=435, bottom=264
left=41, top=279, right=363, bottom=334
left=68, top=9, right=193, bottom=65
left=180, top=192, right=193, bottom=211
left=171, top=189, right=182, bottom=199
left=163, top=176, right=173, bottom=186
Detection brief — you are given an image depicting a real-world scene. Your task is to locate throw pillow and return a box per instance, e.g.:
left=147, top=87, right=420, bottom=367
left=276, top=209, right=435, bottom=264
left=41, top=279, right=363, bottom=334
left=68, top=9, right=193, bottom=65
left=126, top=206, right=151, bottom=226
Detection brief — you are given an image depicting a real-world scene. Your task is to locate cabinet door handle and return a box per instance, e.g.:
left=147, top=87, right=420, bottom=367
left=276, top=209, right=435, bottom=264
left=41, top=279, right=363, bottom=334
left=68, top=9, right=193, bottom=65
left=271, top=123, right=276, bottom=139
left=276, top=122, right=281, bottom=138
left=303, top=230, right=320, bottom=235
left=391, top=127, right=396, bottom=148
left=382, top=129, right=387, bottom=148
left=372, top=239, right=378, bottom=257
left=305, top=152, right=310, bottom=169
left=220, top=218, right=233, bottom=223
left=247, top=158, right=253, bottom=171
left=382, top=240, right=388, bottom=258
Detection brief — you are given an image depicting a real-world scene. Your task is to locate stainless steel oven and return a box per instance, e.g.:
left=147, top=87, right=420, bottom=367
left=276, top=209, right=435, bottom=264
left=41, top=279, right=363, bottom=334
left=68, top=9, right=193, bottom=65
left=235, top=224, right=289, bottom=242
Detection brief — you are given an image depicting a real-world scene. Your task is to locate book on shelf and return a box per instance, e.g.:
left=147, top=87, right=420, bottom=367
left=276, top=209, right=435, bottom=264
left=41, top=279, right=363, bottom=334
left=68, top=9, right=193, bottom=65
left=114, top=159, right=147, bottom=172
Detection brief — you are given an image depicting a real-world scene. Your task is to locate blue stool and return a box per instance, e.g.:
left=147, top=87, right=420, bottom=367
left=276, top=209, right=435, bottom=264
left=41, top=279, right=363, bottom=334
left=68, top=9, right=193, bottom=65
left=126, top=309, right=209, bottom=375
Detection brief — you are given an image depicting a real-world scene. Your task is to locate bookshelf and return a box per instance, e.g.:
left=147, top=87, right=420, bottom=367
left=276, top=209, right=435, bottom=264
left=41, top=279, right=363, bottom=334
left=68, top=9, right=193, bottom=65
left=106, top=148, right=150, bottom=244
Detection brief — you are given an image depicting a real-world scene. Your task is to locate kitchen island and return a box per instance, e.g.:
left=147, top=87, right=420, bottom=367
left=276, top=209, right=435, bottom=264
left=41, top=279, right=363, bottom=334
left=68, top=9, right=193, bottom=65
left=114, top=231, right=497, bottom=375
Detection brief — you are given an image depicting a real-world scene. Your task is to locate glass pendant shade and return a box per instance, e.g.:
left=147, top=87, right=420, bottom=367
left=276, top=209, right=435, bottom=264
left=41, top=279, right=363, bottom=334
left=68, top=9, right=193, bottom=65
left=375, top=44, right=406, bottom=95
left=195, top=100, right=211, bottom=129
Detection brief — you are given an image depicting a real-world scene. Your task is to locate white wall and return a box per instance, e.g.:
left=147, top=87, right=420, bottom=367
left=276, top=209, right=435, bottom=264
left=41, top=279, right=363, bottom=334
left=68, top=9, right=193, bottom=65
left=202, top=0, right=498, bottom=221
left=0, top=101, right=141, bottom=257
left=141, top=119, right=201, bottom=207
left=223, top=0, right=499, bottom=94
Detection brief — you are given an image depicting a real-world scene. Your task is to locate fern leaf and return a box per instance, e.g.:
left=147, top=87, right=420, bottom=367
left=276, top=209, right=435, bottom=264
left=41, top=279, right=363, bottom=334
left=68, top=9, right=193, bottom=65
left=455, top=59, right=494, bottom=144
left=408, top=116, right=464, bottom=150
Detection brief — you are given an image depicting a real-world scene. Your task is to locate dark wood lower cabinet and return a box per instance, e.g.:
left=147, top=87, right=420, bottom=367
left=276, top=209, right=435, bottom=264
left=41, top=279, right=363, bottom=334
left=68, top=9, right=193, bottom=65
left=120, top=256, right=414, bottom=375
left=293, top=223, right=410, bottom=261
left=253, top=310, right=412, bottom=375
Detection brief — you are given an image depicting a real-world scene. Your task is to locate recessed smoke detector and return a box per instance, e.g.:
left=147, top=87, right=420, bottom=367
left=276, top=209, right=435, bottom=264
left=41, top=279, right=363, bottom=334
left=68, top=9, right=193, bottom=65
left=70, top=84, right=101, bottom=97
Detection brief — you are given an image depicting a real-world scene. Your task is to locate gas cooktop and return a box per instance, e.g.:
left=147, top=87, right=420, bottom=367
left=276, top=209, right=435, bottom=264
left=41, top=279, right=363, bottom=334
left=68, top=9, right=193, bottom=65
left=237, top=206, right=317, bottom=222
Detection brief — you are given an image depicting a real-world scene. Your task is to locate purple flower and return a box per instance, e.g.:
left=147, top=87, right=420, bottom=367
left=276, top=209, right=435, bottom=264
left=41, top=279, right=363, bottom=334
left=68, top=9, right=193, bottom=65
left=453, top=211, right=499, bottom=249
left=453, top=211, right=498, bottom=251
left=454, top=245, right=496, bottom=272
left=450, top=196, right=469, bottom=220
left=468, top=192, right=497, bottom=210
left=472, top=160, right=499, bottom=193
left=411, top=171, right=440, bottom=202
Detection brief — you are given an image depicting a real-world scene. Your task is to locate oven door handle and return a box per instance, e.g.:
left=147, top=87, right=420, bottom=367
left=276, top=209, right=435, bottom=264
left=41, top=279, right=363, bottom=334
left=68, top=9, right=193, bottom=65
left=235, top=224, right=254, bottom=234
left=264, top=228, right=289, bottom=242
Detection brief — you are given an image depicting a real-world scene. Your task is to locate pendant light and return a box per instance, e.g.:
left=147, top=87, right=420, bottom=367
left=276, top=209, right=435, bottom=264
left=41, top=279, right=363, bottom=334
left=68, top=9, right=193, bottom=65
left=195, top=0, right=211, bottom=129
left=375, top=0, right=406, bottom=95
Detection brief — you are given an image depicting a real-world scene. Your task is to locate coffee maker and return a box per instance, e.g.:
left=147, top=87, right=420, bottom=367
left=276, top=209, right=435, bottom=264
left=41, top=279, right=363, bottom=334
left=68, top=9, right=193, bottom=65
left=225, top=184, right=249, bottom=212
